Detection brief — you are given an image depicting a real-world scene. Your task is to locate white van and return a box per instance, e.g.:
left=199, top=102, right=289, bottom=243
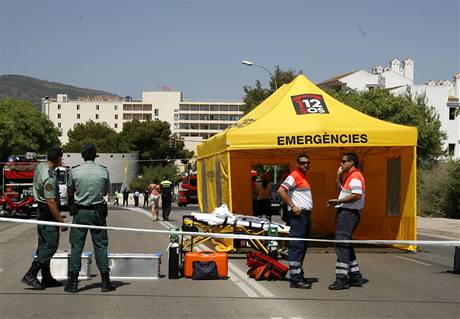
left=55, top=166, right=69, bottom=210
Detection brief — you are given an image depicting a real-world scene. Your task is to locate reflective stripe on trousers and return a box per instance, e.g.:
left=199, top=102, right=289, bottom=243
left=288, top=212, right=311, bottom=282
left=335, top=208, right=362, bottom=279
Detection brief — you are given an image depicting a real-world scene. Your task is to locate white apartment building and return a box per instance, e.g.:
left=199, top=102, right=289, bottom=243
left=318, top=58, right=460, bottom=158
left=42, top=91, right=244, bottom=151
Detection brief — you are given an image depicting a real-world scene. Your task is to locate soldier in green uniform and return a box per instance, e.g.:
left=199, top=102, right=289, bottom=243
left=64, top=144, right=115, bottom=293
left=22, top=146, right=67, bottom=289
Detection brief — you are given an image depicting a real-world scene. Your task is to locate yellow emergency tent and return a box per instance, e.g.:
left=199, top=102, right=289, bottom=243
left=197, top=74, right=417, bottom=249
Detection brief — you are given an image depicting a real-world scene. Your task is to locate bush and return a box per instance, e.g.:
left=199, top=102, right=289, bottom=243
left=129, top=163, right=178, bottom=191
left=418, top=159, right=460, bottom=218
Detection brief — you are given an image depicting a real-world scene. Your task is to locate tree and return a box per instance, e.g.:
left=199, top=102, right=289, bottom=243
left=118, top=120, right=193, bottom=171
left=0, top=98, right=60, bottom=161
left=327, top=88, right=447, bottom=168
left=129, top=162, right=179, bottom=191
left=119, top=120, right=172, bottom=160
left=62, top=120, right=120, bottom=153
left=242, top=66, right=302, bottom=114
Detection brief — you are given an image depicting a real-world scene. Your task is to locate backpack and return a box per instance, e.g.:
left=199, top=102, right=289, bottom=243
left=246, top=251, right=288, bottom=281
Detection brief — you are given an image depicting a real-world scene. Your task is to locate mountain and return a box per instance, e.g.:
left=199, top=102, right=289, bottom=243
left=0, top=74, right=120, bottom=105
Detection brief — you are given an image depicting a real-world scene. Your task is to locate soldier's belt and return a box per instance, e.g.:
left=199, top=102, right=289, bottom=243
left=77, top=204, right=98, bottom=209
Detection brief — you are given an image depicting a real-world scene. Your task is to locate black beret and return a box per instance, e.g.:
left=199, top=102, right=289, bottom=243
left=81, top=143, right=96, bottom=155
left=47, top=145, right=63, bottom=161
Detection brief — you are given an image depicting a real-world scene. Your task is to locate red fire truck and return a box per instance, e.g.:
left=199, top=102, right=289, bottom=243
left=2, top=153, right=42, bottom=199
left=177, top=173, right=197, bottom=207
left=1, top=152, right=42, bottom=217
left=1, top=153, right=69, bottom=216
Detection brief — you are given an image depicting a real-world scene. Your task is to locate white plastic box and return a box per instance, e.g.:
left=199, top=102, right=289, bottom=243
left=108, top=252, right=162, bottom=279
left=36, top=250, right=93, bottom=280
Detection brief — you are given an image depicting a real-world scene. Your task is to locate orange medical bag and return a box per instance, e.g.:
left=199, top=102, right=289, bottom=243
left=184, top=251, right=228, bottom=278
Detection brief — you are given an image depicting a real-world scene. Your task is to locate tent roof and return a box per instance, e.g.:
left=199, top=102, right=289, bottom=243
left=198, top=74, right=417, bottom=158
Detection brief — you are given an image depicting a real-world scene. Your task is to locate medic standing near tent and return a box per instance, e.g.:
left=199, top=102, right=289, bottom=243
left=278, top=154, right=313, bottom=289
left=327, top=152, right=369, bottom=290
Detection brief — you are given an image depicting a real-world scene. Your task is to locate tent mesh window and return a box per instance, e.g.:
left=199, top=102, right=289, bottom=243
left=215, top=157, right=222, bottom=207
left=201, top=161, right=208, bottom=213
left=386, top=158, right=401, bottom=216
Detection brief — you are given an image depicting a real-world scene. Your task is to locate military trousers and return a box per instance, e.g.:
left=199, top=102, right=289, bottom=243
left=35, top=224, right=60, bottom=266
left=35, top=206, right=60, bottom=266
left=69, top=208, right=110, bottom=273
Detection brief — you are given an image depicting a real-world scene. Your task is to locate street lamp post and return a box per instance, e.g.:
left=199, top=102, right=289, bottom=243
left=242, top=60, right=278, bottom=91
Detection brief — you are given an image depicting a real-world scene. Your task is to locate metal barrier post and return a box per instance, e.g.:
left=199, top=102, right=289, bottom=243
left=168, top=228, right=180, bottom=279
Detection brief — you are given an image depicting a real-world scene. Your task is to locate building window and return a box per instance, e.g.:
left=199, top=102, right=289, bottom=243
left=114, top=123, right=118, bottom=129
left=58, top=123, right=61, bottom=128
left=57, top=113, right=61, bottom=119
left=115, top=114, right=118, bottom=120
left=96, top=114, right=99, bottom=119
left=449, top=108, right=456, bottom=120
left=448, top=144, right=455, bottom=156
left=77, top=104, right=80, bottom=110
left=114, top=105, right=118, bottom=111
left=174, top=114, right=179, bottom=121
left=77, top=114, right=80, bottom=119
left=58, top=104, right=61, bottom=110
left=96, top=105, right=100, bottom=110
left=154, top=109, right=159, bottom=116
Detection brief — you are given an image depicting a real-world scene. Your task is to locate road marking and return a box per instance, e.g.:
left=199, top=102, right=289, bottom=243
left=395, top=255, right=431, bottom=266
left=228, top=262, right=275, bottom=297
left=227, top=269, right=260, bottom=298
left=160, top=220, right=177, bottom=229
left=121, top=207, right=278, bottom=298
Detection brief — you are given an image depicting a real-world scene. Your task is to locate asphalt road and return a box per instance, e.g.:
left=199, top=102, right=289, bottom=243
left=0, top=205, right=459, bottom=319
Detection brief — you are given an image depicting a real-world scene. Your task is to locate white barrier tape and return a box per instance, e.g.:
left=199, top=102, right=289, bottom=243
left=1, top=217, right=459, bottom=246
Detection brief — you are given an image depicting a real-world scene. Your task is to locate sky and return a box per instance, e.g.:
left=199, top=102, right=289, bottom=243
left=1, top=0, right=459, bottom=101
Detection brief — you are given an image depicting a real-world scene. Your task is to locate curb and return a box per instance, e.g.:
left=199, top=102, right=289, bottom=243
left=418, top=228, right=460, bottom=240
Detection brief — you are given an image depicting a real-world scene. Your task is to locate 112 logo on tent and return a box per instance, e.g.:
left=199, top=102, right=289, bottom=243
left=291, top=94, right=329, bottom=114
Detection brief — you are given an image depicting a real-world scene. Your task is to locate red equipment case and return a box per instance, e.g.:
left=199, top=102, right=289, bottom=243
left=184, top=251, right=228, bottom=278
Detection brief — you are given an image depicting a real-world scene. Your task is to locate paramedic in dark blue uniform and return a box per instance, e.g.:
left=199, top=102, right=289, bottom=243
left=160, top=177, right=173, bottom=221
left=278, top=154, right=314, bottom=289
left=327, top=152, right=368, bottom=290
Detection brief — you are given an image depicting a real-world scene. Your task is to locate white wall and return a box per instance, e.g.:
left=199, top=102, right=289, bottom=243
left=391, top=85, right=459, bottom=158
left=142, top=91, right=181, bottom=125
left=341, top=70, right=380, bottom=90
left=63, top=152, right=139, bottom=191
left=381, top=71, right=413, bottom=89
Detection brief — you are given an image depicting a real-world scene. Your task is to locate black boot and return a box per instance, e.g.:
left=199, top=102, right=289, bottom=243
left=64, top=272, right=79, bottom=293
left=22, top=261, right=45, bottom=290
left=41, top=262, right=63, bottom=287
left=328, top=278, right=351, bottom=290
left=290, top=281, right=312, bottom=289
left=100, top=272, right=116, bottom=292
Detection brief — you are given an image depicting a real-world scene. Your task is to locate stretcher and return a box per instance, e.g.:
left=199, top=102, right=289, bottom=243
left=181, top=212, right=290, bottom=254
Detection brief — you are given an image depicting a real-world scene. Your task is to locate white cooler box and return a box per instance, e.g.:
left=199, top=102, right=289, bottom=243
left=36, top=250, right=93, bottom=280
left=108, top=252, right=162, bottom=279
